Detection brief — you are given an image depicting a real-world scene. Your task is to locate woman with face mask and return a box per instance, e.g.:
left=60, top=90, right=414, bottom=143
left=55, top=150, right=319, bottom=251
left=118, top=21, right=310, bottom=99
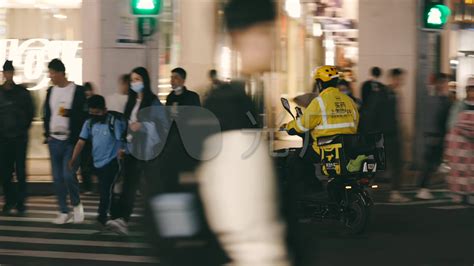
left=106, top=67, right=170, bottom=235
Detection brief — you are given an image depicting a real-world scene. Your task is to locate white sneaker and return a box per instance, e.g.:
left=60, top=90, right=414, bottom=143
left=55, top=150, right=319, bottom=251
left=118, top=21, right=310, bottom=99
left=416, top=188, right=435, bottom=200
left=73, top=203, right=85, bottom=224
left=52, top=213, right=73, bottom=224
left=106, top=218, right=129, bottom=235
left=389, top=191, right=411, bottom=203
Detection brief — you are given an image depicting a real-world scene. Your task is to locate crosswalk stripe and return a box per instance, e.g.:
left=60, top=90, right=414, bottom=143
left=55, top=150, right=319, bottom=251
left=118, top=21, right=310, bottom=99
left=25, top=210, right=142, bottom=218
left=0, top=225, right=144, bottom=236
left=0, top=216, right=140, bottom=227
left=0, top=216, right=72, bottom=224
left=0, top=194, right=153, bottom=264
left=0, top=249, right=158, bottom=263
left=22, top=198, right=145, bottom=206
left=376, top=189, right=450, bottom=194
left=429, top=205, right=471, bottom=210
left=24, top=199, right=105, bottom=204
left=18, top=203, right=144, bottom=212
left=0, top=236, right=150, bottom=248
left=0, top=224, right=106, bottom=234
left=375, top=199, right=453, bottom=206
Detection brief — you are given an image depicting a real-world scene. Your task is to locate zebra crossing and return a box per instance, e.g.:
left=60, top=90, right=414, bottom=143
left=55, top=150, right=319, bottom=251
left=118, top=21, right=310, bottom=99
left=0, top=194, right=158, bottom=266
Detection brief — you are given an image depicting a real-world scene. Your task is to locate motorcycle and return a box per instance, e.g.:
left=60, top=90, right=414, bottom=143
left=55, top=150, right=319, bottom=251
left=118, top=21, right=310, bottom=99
left=276, top=98, right=384, bottom=234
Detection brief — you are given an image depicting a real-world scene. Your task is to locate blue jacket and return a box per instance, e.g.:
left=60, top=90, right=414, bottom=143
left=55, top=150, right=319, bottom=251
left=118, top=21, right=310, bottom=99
left=127, top=98, right=170, bottom=161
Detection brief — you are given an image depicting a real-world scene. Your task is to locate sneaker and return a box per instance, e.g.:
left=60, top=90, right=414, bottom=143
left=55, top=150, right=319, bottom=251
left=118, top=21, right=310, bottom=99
left=73, top=203, right=85, bottom=224
left=97, top=215, right=107, bottom=227
left=52, top=213, right=73, bottom=224
left=416, top=188, right=435, bottom=200
left=106, top=218, right=129, bottom=235
left=389, top=191, right=411, bottom=203
left=2, top=204, right=14, bottom=215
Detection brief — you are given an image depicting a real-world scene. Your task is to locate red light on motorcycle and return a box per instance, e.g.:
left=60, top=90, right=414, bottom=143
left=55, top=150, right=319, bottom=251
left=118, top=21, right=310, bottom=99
left=359, top=178, right=370, bottom=185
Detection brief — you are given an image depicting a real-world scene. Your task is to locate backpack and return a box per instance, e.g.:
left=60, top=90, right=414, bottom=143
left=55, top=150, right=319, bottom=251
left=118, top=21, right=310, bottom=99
left=88, top=111, right=127, bottom=141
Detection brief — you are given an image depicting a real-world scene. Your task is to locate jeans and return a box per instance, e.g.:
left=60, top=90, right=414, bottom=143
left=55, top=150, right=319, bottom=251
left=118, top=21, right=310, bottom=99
left=48, top=138, right=81, bottom=213
left=95, top=159, right=119, bottom=224
left=0, top=137, right=28, bottom=211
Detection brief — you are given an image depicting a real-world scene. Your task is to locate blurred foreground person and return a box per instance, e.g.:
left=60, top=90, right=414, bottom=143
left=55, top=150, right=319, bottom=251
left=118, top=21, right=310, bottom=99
left=417, top=73, right=452, bottom=200
left=144, top=1, right=289, bottom=265
left=444, top=80, right=474, bottom=205
left=197, top=0, right=290, bottom=265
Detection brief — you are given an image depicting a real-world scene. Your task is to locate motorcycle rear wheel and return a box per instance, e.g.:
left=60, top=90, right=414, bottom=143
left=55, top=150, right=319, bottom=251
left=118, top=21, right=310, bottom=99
left=343, top=192, right=371, bottom=234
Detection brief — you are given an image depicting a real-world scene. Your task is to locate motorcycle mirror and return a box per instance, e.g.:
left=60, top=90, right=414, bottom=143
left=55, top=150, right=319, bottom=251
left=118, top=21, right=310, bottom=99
left=295, top=107, right=303, bottom=117
left=280, top=98, right=295, bottom=119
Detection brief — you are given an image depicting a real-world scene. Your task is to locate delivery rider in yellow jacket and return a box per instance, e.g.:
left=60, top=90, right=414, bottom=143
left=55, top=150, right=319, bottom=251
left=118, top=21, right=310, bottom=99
left=286, top=65, right=360, bottom=156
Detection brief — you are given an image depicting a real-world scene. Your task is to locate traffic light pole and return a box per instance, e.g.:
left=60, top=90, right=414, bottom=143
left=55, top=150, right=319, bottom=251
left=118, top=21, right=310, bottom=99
left=412, top=0, right=443, bottom=169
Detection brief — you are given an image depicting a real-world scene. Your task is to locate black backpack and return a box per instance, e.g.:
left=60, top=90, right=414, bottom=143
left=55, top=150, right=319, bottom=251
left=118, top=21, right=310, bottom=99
left=88, top=111, right=127, bottom=141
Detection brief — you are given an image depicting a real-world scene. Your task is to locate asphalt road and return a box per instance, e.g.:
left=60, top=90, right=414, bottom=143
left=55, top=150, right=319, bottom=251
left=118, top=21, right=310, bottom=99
left=0, top=190, right=472, bottom=266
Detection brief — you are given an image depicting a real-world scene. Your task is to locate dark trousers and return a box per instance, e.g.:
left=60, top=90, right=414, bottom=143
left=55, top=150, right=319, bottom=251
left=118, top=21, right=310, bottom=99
left=80, top=141, right=94, bottom=192
left=385, top=135, right=403, bottom=190
left=0, top=138, right=28, bottom=211
left=111, top=155, right=143, bottom=222
left=419, top=139, right=444, bottom=188
left=95, top=159, right=119, bottom=224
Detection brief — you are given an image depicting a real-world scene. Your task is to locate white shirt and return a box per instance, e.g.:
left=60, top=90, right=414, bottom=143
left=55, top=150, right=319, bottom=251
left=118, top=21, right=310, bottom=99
left=127, top=98, right=141, bottom=143
left=106, top=93, right=128, bottom=113
left=130, top=98, right=141, bottom=123
left=173, top=86, right=184, bottom=96
left=49, top=82, right=76, bottom=140
left=197, top=131, right=290, bottom=265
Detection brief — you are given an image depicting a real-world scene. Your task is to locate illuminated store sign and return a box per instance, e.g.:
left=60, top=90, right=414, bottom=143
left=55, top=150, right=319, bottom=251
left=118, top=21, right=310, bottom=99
left=0, top=38, right=82, bottom=90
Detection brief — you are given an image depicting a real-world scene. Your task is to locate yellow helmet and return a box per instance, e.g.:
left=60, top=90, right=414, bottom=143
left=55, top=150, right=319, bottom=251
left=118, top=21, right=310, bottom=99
left=313, top=65, right=339, bottom=82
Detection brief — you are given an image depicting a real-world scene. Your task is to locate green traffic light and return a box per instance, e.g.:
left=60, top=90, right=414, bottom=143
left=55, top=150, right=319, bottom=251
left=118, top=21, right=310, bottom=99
left=425, top=4, right=451, bottom=28
left=427, top=7, right=442, bottom=25
left=131, top=0, right=161, bottom=16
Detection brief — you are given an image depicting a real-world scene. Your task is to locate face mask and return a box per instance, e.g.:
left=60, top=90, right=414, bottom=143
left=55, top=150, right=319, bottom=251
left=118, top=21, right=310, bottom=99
left=131, top=82, right=144, bottom=93
left=90, top=114, right=107, bottom=124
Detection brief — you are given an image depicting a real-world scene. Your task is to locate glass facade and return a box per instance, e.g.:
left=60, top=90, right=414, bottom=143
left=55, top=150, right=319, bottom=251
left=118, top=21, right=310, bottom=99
left=0, top=1, right=82, bottom=158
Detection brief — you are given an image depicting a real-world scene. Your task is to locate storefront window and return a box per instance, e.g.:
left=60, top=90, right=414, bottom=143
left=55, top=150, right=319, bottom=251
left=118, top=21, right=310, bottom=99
left=0, top=0, right=82, bottom=158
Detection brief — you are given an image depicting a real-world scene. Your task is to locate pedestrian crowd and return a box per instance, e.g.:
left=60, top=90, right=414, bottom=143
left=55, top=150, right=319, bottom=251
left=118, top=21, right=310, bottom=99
left=0, top=0, right=473, bottom=265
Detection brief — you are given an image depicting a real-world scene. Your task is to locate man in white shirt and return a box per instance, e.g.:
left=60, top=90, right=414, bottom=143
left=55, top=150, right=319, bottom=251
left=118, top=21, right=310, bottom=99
left=43, top=59, right=86, bottom=224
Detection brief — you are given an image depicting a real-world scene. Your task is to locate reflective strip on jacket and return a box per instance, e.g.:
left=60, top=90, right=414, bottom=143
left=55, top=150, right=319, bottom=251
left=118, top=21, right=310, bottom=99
left=286, top=87, right=359, bottom=153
